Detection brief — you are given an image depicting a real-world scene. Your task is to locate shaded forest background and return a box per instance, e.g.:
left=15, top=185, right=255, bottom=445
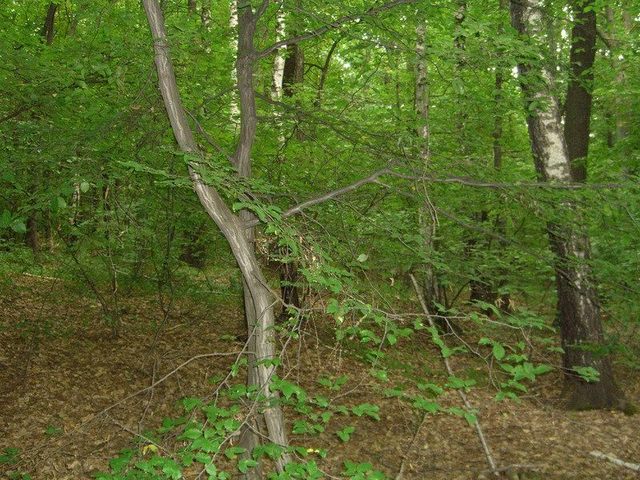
left=1, top=0, right=639, bottom=479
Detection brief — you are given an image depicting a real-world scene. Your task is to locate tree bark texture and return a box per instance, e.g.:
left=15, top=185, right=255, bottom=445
left=563, top=0, right=596, bottom=182
left=510, top=0, right=624, bottom=409
left=142, top=0, right=291, bottom=470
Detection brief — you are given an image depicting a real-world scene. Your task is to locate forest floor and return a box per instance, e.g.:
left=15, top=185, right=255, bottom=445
left=1, top=274, right=639, bottom=480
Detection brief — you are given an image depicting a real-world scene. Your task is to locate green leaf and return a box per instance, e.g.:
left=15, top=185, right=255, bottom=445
left=181, top=428, right=202, bottom=440
left=181, top=397, right=202, bottom=413
left=413, top=397, right=440, bottom=413
left=492, top=343, right=506, bottom=360
left=237, top=459, right=258, bottom=474
left=572, top=366, right=600, bottom=383
left=10, top=220, right=26, bottom=234
left=224, top=446, right=246, bottom=460
left=337, top=426, right=355, bottom=442
left=161, top=459, right=182, bottom=479
left=351, top=403, right=380, bottom=420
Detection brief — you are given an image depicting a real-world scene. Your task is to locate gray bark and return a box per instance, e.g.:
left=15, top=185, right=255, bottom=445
left=142, top=0, right=291, bottom=470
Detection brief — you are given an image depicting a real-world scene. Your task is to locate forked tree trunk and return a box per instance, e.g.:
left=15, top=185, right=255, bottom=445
left=142, top=0, right=291, bottom=472
left=510, top=0, right=625, bottom=410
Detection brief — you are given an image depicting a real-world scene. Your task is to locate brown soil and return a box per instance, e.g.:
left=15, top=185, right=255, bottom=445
left=1, top=275, right=639, bottom=479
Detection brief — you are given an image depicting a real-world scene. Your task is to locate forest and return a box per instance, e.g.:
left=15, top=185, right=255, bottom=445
left=0, top=0, right=639, bottom=479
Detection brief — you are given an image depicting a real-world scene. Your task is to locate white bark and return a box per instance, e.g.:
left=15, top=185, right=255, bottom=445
left=513, top=0, right=571, bottom=182
left=271, top=5, right=286, bottom=101
left=271, top=3, right=286, bottom=155
left=230, top=0, right=240, bottom=123
left=415, top=21, right=429, bottom=161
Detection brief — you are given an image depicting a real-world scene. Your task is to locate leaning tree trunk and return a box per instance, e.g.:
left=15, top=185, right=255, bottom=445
left=142, top=0, right=291, bottom=472
left=510, top=0, right=625, bottom=410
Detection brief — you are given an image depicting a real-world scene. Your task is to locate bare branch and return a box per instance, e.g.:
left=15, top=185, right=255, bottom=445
left=245, top=168, right=390, bottom=227
left=243, top=166, right=633, bottom=228
left=388, top=171, right=629, bottom=190
left=409, top=274, right=500, bottom=477
left=257, top=0, right=416, bottom=59
left=590, top=451, right=640, bottom=472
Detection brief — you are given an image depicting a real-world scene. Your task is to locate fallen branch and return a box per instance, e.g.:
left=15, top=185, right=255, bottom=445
left=21, top=272, right=61, bottom=281
left=590, top=451, right=640, bottom=472
left=408, top=274, right=499, bottom=477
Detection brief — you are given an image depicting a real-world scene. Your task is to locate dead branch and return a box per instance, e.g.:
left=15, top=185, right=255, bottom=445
left=408, top=274, right=500, bottom=477
left=590, top=451, right=640, bottom=472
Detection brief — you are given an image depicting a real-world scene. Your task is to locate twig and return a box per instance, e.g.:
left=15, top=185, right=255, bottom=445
left=257, top=0, right=416, bottom=59
left=244, top=168, right=390, bottom=228
left=395, top=405, right=430, bottom=480
left=409, top=274, right=499, bottom=477
left=590, top=451, right=640, bottom=472
left=21, top=272, right=61, bottom=281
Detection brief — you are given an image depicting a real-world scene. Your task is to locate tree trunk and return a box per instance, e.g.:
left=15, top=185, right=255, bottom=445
left=487, top=0, right=511, bottom=312
left=142, top=0, right=291, bottom=472
left=281, top=0, right=304, bottom=140
left=510, top=0, right=625, bottom=410
left=415, top=19, right=439, bottom=307
left=271, top=7, right=286, bottom=102
left=229, top=0, right=240, bottom=123
left=41, top=3, right=57, bottom=45
left=563, top=0, right=596, bottom=182
left=29, top=2, right=58, bottom=255
left=314, top=36, right=341, bottom=108
left=233, top=6, right=267, bottom=472
left=605, top=5, right=633, bottom=143
left=271, top=6, right=302, bottom=319
left=26, top=215, right=39, bottom=254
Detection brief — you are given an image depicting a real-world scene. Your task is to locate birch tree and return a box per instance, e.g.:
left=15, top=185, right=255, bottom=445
left=510, top=0, right=626, bottom=409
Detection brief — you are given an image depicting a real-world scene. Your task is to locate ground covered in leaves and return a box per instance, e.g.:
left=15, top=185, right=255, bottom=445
left=1, top=274, right=639, bottom=479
